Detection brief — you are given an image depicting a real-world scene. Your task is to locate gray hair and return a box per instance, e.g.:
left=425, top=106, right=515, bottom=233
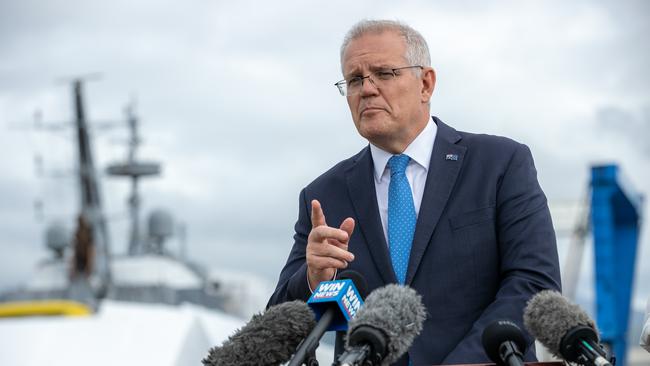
left=340, top=19, right=431, bottom=72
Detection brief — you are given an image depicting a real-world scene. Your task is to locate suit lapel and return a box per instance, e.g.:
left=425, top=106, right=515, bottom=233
left=406, top=118, right=466, bottom=285
left=345, top=147, right=398, bottom=285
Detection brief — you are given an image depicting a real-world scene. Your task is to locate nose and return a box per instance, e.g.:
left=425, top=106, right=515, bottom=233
left=359, top=75, right=379, bottom=96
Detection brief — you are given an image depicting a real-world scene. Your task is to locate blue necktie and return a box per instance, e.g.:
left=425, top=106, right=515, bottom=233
left=387, top=154, right=416, bottom=284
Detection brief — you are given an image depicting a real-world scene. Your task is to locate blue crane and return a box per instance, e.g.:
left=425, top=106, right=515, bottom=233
left=591, top=164, right=643, bottom=366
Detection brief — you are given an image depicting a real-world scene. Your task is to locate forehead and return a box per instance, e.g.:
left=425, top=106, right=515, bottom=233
left=342, top=31, right=407, bottom=74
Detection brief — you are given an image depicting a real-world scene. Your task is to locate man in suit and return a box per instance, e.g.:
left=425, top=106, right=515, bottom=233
left=267, top=19, right=561, bottom=365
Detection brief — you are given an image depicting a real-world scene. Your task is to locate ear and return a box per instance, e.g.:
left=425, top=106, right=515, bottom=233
left=420, top=67, right=436, bottom=103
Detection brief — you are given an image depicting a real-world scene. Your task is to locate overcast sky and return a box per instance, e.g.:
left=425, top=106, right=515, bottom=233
left=1, top=0, right=648, bottom=313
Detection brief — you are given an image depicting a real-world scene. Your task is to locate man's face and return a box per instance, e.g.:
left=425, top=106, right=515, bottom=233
left=342, top=30, right=434, bottom=153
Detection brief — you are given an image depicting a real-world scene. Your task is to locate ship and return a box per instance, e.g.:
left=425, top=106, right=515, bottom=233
left=0, top=79, right=334, bottom=365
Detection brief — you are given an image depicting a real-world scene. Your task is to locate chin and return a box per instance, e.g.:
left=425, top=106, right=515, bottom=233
left=358, top=126, right=391, bottom=144
left=357, top=114, right=389, bottom=132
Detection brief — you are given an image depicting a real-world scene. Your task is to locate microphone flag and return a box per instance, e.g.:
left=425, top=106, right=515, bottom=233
left=308, top=278, right=363, bottom=331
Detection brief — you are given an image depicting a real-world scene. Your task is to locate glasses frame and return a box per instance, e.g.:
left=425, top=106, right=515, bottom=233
left=334, top=65, right=423, bottom=96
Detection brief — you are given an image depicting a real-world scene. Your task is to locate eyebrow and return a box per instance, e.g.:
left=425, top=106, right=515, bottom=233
left=344, top=64, right=395, bottom=79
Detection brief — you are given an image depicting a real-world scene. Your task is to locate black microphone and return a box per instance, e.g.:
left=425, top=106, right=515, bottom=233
left=202, top=300, right=315, bottom=366
left=335, top=271, right=370, bottom=359
left=524, top=290, right=612, bottom=366
left=338, top=270, right=369, bottom=299
left=288, top=273, right=365, bottom=366
left=481, top=319, right=528, bottom=366
left=337, top=284, right=426, bottom=366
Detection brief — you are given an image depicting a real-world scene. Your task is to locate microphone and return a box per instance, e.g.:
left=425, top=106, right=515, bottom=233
left=288, top=273, right=365, bottom=366
left=481, top=319, right=528, bottom=366
left=338, top=270, right=369, bottom=299
left=335, top=270, right=369, bottom=358
left=337, top=284, right=426, bottom=366
left=202, top=300, right=316, bottom=366
left=523, top=290, right=612, bottom=366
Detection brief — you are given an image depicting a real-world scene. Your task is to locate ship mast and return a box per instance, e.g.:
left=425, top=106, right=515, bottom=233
left=106, top=102, right=161, bottom=255
left=72, top=79, right=111, bottom=295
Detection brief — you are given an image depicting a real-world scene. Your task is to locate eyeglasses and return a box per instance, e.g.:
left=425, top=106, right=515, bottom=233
left=334, top=65, right=423, bottom=96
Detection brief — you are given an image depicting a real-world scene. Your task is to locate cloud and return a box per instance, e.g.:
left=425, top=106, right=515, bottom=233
left=0, top=1, right=648, bottom=312
left=596, top=105, right=650, bottom=157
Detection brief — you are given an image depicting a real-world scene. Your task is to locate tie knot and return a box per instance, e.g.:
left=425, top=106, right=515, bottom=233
left=388, top=154, right=410, bottom=175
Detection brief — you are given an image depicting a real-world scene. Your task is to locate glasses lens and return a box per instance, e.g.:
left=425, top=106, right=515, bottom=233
left=346, top=78, right=364, bottom=96
left=336, top=82, right=347, bottom=96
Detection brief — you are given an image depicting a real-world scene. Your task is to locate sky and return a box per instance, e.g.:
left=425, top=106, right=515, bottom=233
left=0, top=0, right=648, bottom=317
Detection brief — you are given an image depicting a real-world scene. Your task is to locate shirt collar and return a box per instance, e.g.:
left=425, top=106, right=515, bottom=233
left=370, top=117, right=437, bottom=182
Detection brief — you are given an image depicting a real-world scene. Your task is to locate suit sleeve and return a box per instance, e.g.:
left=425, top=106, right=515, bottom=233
left=266, top=188, right=314, bottom=308
left=442, top=143, right=562, bottom=364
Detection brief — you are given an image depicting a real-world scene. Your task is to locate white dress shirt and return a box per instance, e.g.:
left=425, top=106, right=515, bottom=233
left=308, top=118, right=437, bottom=291
left=369, top=118, right=437, bottom=244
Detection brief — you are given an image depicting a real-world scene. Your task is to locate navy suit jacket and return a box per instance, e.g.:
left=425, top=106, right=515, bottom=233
left=267, top=117, right=561, bottom=365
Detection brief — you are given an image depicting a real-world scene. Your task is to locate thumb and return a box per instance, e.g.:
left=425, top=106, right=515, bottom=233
left=339, top=217, right=355, bottom=239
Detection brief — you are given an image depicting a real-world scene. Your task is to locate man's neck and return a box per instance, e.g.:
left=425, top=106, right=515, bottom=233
left=372, top=114, right=430, bottom=154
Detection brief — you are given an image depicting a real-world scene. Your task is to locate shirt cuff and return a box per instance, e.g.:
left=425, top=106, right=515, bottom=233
left=307, top=269, right=338, bottom=293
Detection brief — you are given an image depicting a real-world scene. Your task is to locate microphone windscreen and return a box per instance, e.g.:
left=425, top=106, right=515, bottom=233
left=337, top=270, right=369, bottom=300
left=202, top=300, right=316, bottom=366
left=347, top=284, right=426, bottom=365
left=523, top=290, right=598, bottom=355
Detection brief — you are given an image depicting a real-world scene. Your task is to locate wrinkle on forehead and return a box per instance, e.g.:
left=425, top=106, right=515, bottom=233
left=344, top=63, right=400, bottom=79
left=341, top=31, right=407, bottom=76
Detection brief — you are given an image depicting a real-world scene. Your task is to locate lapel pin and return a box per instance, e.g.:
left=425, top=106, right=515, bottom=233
left=445, top=154, right=458, bottom=161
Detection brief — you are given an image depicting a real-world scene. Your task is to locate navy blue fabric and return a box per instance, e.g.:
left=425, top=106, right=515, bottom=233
left=267, top=117, right=561, bottom=365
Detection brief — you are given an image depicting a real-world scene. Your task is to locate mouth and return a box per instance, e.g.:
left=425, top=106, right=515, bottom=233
left=360, top=107, right=386, bottom=116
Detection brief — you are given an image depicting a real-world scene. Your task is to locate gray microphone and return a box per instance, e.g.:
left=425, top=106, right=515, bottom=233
left=523, top=290, right=612, bottom=366
left=202, top=300, right=316, bottom=366
left=337, top=284, right=426, bottom=366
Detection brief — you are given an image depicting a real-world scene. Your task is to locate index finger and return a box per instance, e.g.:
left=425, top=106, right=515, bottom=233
left=311, top=199, right=327, bottom=228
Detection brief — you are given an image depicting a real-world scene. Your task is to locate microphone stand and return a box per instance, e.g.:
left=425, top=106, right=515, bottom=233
left=288, top=310, right=335, bottom=366
left=498, top=341, right=524, bottom=366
